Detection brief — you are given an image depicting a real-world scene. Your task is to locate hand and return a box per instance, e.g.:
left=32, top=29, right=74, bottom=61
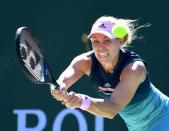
left=63, top=91, right=82, bottom=109
left=50, top=85, right=68, bottom=101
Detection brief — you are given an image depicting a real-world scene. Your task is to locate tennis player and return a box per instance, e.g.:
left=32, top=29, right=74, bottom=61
left=51, top=16, right=169, bottom=131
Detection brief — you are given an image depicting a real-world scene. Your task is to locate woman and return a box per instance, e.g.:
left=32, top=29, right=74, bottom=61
left=51, top=16, right=169, bottom=131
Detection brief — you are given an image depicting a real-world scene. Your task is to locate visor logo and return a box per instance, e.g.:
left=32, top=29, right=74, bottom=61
left=98, top=23, right=106, bottom=29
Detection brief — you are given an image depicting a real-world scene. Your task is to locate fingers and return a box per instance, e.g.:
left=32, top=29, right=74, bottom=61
left=50, top=87, right=82, bottom=109
left=51, top=86, right=68, bottom=101
left=64, top=92, right=82, bottom=109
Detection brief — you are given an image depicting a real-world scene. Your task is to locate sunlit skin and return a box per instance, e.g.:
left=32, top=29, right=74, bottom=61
left=91, top=33, right=123, bottom=74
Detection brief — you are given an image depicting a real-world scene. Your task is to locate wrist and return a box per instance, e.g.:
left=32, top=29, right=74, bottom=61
left=79, top=94, right=91, bottom=110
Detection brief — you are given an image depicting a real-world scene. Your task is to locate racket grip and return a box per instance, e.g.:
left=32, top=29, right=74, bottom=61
left=54, top=81, right=60, bottom=89
left=50, top=81, right=60, bottom=89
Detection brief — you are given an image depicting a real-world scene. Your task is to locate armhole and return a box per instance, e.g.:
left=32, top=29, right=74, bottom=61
left=122, top=52, right=147, bottom=69
left=120, top=53, right=147, bottom=78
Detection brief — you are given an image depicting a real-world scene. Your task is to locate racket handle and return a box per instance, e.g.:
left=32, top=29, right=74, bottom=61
left=54, top=81, right=60, bottom=89
left=50, top=81, right=60, bottom=89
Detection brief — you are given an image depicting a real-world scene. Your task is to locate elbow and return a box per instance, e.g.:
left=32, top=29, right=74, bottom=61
left=94, top=107, right=117, bottom=119
left=104, top=100, right=120, bottom=119
left=105, top=112, right=117, bottom=119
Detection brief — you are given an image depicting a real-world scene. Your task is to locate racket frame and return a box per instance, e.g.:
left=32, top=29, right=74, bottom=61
left=16, top=27, right=59, bottom=88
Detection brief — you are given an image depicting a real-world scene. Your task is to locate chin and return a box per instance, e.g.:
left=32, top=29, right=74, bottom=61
left=95, top=54, right=110, bottom=64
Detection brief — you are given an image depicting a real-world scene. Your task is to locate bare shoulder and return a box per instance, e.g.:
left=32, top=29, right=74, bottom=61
left=120, top=61, right=147, bottom=83
left=71, top=51, right=93, bottom=75
left=73, top=51, right=92, bottom=61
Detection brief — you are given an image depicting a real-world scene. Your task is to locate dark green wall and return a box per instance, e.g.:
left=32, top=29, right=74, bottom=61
left=0, top=0, right=169, bottom=130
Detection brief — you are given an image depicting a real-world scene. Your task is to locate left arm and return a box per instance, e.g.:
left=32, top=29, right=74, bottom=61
left=61, top=61, right=147, bottom=119
left=85, top=61, right=146, bottom=119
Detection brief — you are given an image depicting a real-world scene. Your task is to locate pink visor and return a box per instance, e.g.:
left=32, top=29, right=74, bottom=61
left=88, top=21, right=116, bottom=39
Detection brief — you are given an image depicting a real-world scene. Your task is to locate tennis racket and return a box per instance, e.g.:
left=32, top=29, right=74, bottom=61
left=16, top=27, right=60, bottom=88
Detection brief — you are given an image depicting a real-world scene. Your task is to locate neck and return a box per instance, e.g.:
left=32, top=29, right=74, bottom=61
left=102, top=52, right=120, bottom=74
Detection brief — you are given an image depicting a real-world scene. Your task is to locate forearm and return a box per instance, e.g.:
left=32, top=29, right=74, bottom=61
left=56, top=65, right=85, bottom=90
left=81, top=96, right=118, bottom=119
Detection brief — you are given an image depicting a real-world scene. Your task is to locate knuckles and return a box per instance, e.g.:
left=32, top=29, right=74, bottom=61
left=50, top=89, right=81, bottom=109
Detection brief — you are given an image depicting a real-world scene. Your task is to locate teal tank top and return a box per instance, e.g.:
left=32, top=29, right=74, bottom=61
left=89, top=49, right=169, bottom=130
left=89, top=49, right=151, bottom=105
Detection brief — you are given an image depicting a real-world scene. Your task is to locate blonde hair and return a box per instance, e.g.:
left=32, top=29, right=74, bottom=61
left=91, top=16, right=151, bottom=48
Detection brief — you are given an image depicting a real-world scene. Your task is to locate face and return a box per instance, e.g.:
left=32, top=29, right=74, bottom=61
left=91, top=33, right=121, bottom=65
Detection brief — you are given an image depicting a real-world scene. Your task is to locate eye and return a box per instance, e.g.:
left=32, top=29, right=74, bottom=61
left=91, top=39, right=100, bottom=45
left=104, top=38, right=112, bottom=43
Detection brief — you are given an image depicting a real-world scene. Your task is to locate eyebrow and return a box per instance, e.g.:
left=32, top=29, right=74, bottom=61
left=92, top=36, right=109, bottom=39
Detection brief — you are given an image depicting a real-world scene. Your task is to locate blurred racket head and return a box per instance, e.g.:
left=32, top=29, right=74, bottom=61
left=16, top=27, right=59, bottom=88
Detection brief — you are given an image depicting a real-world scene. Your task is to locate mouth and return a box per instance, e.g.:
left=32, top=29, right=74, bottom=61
left=98, top=52, right=109, bottom=58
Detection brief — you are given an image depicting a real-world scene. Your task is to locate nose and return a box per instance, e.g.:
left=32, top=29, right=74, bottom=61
left=97, top=42, right=107, bottom=49
left=92, top=40, right=107, bottom=49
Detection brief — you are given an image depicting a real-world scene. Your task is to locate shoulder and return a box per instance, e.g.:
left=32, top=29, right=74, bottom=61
left=71, top=51, right=93, bottom=75
left=73, top=51, right=93, bottom=61
left=120, top=61, right=147, bottom=84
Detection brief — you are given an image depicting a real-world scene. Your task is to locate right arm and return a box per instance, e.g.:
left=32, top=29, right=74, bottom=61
left=51, top=52, right=92, bottom=100
left=57, top=52, right=91, bottom=89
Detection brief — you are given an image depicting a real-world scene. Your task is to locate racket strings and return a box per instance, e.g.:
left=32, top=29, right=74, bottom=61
left=23, top=30, right=42, bottom=56
left=19, top=30, right=46, bottom=82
